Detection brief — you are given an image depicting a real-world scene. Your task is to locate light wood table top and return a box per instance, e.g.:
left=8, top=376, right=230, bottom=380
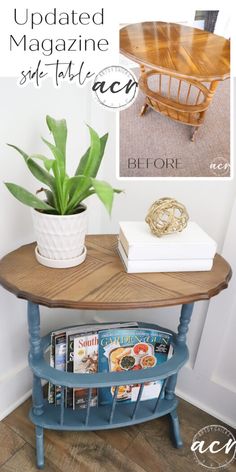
left=120, top=22, right=230, bottom=82
left=0, top=235, right=231, bottom=310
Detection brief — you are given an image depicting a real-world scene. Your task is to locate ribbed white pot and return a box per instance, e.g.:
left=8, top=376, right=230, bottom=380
left=32, top=205, right=87, bottom=266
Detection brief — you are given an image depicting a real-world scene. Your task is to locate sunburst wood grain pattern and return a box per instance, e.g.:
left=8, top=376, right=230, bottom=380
left=0, top=235, right=231, bottom=310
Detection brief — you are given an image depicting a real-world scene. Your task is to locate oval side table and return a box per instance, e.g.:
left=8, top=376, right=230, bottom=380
left=120, top=22, right=230, bottom=141
left=0, top=235, right=232, bottom=469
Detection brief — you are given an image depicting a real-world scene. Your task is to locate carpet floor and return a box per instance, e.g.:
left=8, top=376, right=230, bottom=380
left=119, top=73, right=230, bottom=178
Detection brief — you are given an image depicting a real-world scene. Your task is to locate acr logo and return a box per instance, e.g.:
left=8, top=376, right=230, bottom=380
left=92, top=65, right=138, bottom=110
left=191, top=424, right=236, bottom=469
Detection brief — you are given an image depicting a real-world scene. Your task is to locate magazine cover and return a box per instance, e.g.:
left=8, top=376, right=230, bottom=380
left=66, top=322, right=138, bottom=408
left=54, top=332, right=67, bottom=406
left=72, top=332, right=98, bottom=409
left=48, top=329, right=66, bottom=405
left=98, top=328, right=173, bottom=405
left=48, top=332, right=56, bottom=404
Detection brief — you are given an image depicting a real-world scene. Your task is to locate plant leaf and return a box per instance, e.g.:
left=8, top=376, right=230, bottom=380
left=91, top=179, right=114, bottom=215
left=36, top=188, right=56, bottom=208
left=7, top=144, right=28, bottom=162
left=5, top=183, right=54, bottom=210
left=75, top=132, right=108, bottom=178
left=46, top=115, right=67, bottom=163
left=114, top=188, right=124, bottom=194
left=27, top=158, right=55, bottom=189
left=66, top=175, right=92, bottom=212
left=76, top=126, right=101, bottom=178
left=30, top=154, right=54, bottom=172
left=42, top=138, right=65, bottom=179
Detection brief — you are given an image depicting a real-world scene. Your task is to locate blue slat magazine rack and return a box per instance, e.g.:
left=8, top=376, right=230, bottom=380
left=0, top=235, right=231, bottom=469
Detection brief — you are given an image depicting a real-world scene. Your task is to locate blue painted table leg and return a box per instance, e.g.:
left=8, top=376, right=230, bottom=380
left=166, top=303, right=194, bottom=448
left=36, top=426, right=44, bottom=469
left=176, top=303, right=194, bottom=344
left=169, top=409, right=183, bottom=448
left=165, top=373, right=183, bottom=447
left=27, top=302, right=45, bottom=469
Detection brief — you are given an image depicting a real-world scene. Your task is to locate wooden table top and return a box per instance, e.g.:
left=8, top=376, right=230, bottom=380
left=120, top=22, right=230, bottom=82
left=0, top=235, right=231, bottom=310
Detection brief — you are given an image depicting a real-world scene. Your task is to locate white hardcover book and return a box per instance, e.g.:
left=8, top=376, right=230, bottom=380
left=119, top=221, right=217, bottom=261
left=117, top=241, right=213, bottom=273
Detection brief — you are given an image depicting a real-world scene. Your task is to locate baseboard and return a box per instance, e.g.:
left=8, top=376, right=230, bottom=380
left=0, top=362, right=32, bottom=421
left=176, top=387, right=236, bottom=429
left=0, top=388, right=32, bottom=421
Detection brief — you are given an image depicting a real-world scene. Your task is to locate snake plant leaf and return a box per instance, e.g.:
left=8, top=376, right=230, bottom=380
left=27, top=158, right=55, bottom=189
left=8, top=144, right=55, bottom=191
left=91, top=179, right=114, bottom=215
left=113, top=188, right=124, bottom=194
left=36, top=188, right=56, bottom=208
left=66, top=175, right=92, bottom=212
left=5, top=183, right=54, bottom=210
left=6, top=117, right=121, bottom=215
left=75, top=132, right=108, bottom=178
left=46, top=115, right=67, bottom=164
left=30, top=154, right=54, bottom=172
left=75, top=126, right=101, bottom=178
left=42, top=138, right=65, bottom=179
left=7, top=144, right=28, bottom=162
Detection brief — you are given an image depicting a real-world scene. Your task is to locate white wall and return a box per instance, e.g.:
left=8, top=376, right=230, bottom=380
left=0, top=77, right=235, bottom=422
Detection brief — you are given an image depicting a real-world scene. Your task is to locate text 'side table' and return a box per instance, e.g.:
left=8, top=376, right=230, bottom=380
left=120, top=22, right=230, bottom=140
left=0, top=235, right=231, bottom=468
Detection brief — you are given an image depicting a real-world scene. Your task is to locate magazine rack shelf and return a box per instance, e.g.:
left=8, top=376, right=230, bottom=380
left=0, top=235, right=231, bottom=469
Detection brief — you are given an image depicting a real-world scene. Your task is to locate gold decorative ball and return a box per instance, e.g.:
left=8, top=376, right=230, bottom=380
left=145, top=197, right=189, bottom=237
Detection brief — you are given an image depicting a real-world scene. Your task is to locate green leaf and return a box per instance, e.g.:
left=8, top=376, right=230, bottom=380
left=7, top=144, right=28, bottom=162
left=114, top=188, right=124, bottom=194
left=30, top=154, right=54, bottom=172
left=46, top=115, right=67, bottom=163
left=91, top=179, right=114, bottom=215
left=5, top=182, right=54, bottom=210
left=66, top=175, right=92, bottom=212
left=27, top=158, right=55, bottom=189
left=51, top=160, right=63, bottom=213
left=36, top=188, right=56, bottom=208
left=75, top=132, right=108, bottom=178
left=76, top=126, right=101, bottom=177
left=8, top=144, right=56, bottom=193
left=42, top=138, right=65, bottom=179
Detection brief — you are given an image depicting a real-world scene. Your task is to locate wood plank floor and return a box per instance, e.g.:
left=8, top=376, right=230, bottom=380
left=1, top=397, right=235, bottom=471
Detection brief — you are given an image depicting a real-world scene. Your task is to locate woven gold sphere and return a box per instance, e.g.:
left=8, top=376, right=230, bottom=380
left=145, top=197, right=189, bottom=237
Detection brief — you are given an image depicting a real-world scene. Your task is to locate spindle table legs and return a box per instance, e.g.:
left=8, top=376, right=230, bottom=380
left=27, top=302, right=45, bottom=469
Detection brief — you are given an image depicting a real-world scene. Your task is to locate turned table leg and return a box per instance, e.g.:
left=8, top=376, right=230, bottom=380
left=166, top=303, right=194, bottom=447
left=191, top=127, right=199, bottom=142
left=27, top=302, right=45, bottom=469
left=139, top=64, right=149, bottom=116
left=140, top=102, right=149, bottom=116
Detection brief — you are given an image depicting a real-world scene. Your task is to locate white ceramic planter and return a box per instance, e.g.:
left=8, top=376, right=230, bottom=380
left=32, top=205, right=88, bottom=268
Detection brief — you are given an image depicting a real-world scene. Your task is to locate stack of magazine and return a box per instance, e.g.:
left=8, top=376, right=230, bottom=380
left=48, top=322, right=173, bottom=409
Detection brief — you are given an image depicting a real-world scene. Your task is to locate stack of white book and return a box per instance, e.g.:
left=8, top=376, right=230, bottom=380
left=118, top=221, right=217, bottom=273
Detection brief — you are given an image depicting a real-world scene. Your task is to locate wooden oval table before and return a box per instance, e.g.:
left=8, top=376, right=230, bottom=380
left=120, top=22, right=230, bottom=140
left=0, top=235, right=232, bottom=469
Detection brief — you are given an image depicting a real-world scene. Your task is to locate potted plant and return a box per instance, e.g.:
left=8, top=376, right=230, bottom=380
left=5, top=115, right=121, bottom=268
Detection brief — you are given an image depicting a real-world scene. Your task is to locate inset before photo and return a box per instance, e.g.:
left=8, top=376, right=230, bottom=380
left=119, top=12, right=230, bottom=178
